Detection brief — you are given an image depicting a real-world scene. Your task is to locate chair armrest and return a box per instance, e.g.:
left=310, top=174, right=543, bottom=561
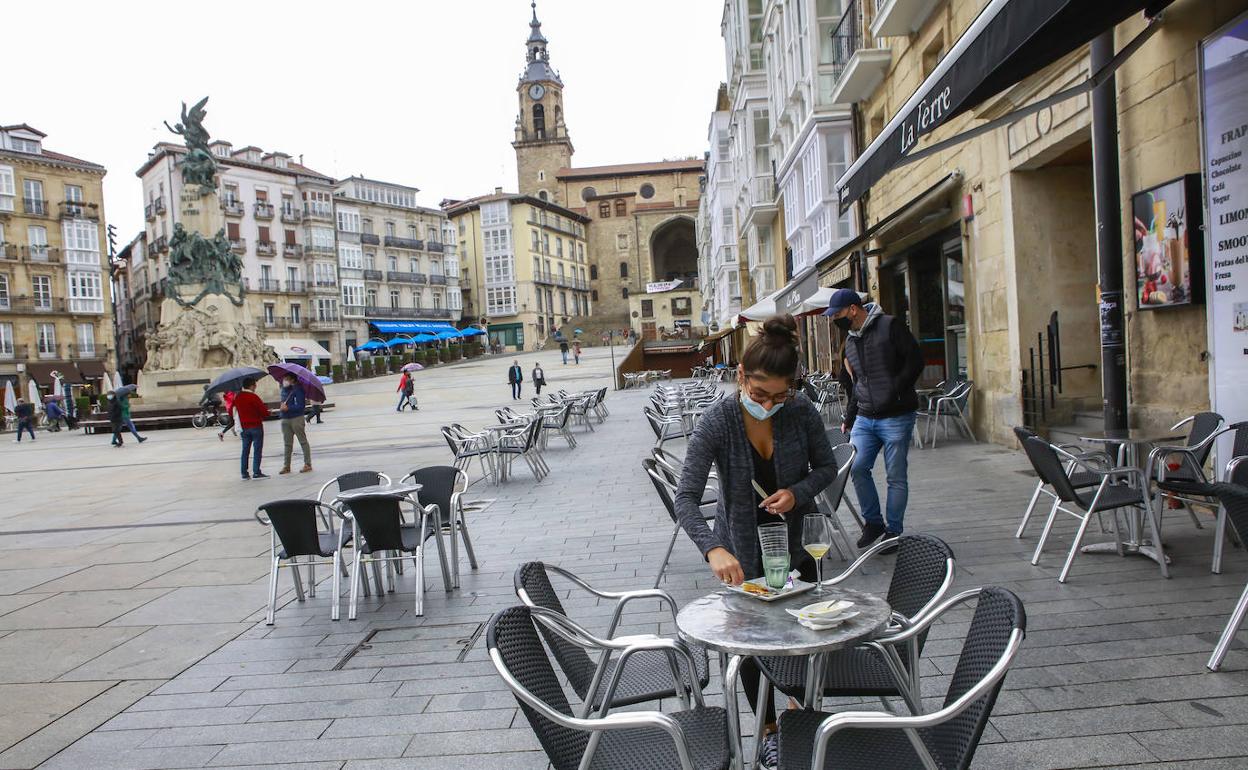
left=819, top=536, right=902, bottom=585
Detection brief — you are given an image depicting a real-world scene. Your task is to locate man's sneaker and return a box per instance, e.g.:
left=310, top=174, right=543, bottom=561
left=757, top=732, right=779, bottom=770
left=241, top=473, right=251, bottom=481
left=879, top=531, right=901, bottom=554
left=253, top=472, right=270, bottom=479
left=857, top=522, right=886, bottom=549
left=278, top=467, right=292, bottom=475
left=138, top=436, right=147, bottom=443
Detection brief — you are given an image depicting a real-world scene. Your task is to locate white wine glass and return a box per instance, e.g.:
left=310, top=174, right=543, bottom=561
left=803, top=514, right=831, bottom=596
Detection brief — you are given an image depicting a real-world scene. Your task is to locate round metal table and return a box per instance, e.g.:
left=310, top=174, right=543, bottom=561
left=333, top=481, right=448, bottom=598
left=676, top=587, right=891, bottom=770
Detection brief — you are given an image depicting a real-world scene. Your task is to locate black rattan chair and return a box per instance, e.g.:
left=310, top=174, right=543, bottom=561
left=514, top=561, right=710, bottom=714
left=1206, top=480, right=1248, bottom=671
left=644, top=458, right=717, bottom=588
left=256, top=498, right=350, bottom=624
left=776, top=586, right=1026, bottom=770
left=755, top=534, right=955, bottom=715
left=341, top=492, right=452, bottom=619
left=400, top=465, right=478, bottom=589
left=814, top=442, right=858, bottom=559
left=488, top=605, right=732, bottom=770
left=1012, top=426, right=1111, bottom=539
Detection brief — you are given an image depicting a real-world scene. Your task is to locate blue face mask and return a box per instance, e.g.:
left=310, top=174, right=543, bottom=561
left=740, top=389, right=784, bottom=421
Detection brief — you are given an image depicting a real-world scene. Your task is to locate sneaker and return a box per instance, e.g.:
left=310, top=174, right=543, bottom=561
left=253, top=472, right=270, bottom=479
left=241, top=473, right=251, bottom=480
left=857, top=522, right=886, bottom=549
left=757, top=732, right=779, bottom=770
left=218, top=433, right=225, bottom=442
left=879, top=531, right=901, bottom=554
left=278, top=467, right=291, bottom=475
left=138, top=436, right=147, bottom=443
left=299, top=465, right=313, bottom=473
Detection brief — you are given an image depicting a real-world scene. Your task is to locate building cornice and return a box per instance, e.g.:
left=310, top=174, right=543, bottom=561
left=0, top=149, right=106, bottom=176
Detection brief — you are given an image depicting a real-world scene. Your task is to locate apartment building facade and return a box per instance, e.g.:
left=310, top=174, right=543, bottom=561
left=0, top=124, right=114, bottom=393
left=332, top=177, right=461, bottom=351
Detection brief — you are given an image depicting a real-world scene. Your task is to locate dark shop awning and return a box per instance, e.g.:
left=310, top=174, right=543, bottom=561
left=837, top=0, right=1174, bottom=213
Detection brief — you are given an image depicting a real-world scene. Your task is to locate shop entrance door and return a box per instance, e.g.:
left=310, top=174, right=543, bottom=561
left=641, top=321, right=657, bottom=341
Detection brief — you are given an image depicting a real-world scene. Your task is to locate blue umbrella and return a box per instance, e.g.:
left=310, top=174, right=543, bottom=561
left=458, top=327, right=486, bottom=337
left=355, top=340, right=386, bottom=351
left=317, top=375, right=334, bottom=385
left=384, top=338, right=409, bottom=348
left=435, top=330, right=462, bottom=340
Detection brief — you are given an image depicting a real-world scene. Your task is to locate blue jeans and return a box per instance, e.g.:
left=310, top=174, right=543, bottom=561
left=123, top=417, right=144, bottom=439
left=240, top=427, right=264, bottom=476
left=396, top=392, right=407, bottom=411
left=561, top=350, right=568, bottom=364
left=510, top=382, right=521, bottom=399
left=16, top=419, right=35, bottom=441
left=850, top=412, right=917, bottom=534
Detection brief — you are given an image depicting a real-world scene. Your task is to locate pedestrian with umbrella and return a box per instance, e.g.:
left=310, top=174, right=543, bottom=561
left=396, top=369, right=418, bottom=412
left=269, top=363, right=321, bottom=474
left=573, top=338, right=582, bottom=365
left=44, top=396, right=66, bottom=432
left=233, top=377, right=269, bottom=480
left=106, top=391, right=125, bottom=447
left=112, top=384, right=146, bottom=443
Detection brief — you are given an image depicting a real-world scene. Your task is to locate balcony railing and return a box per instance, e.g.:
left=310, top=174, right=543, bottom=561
left=303, top=203, right=334, bottom=221
left=22, top=245, right=61, bottom=263
left=533, top=270, right=556, bottom=286
left=831, top=0, right=863, bottom=80
left=429, top=273, right=447, bottom=285
left=280, top=207, right=302, bottom=224
left=37, top=344, right=60, bottom=360
left=310, top=312, right=340, bottom=326
left=427, top=241, right=444, bottom=253
left=285, top=280, right=306, bottom=293
left=2, top=297, right=68, bottom=313
left=383, top=236, right=423, bottom=250
left=256, top=241, right=276, bottom=257
left=23, top=198, right=47, bottom=216
left=313, top=278, right=339, bottom=289
left=0, top=244, right=17, bottom=260
left=222, top=200, right=245, bottom=217
left=363, top=269, right=384, bottom=281
left=59, top=201, right=100, bottom=221
left=229, top=238, right=246, bottom=253
left=387, top=271, right=425, bottom=284
left=305, top=243, right=335, bottom=256
left=253, top=278, right=281, bottom=292
left=153, top=197, right=166, bottom=216
left=281, top=243, right=303, bottom=258
left=0, top=344, right=23, bottom=360
left=342, top=304, right=365, bottom=317
left=152, top=236, right=169, bottom=253
left=254, top=202, right=275, bottom=219
left=257, top=315, right=308, bottom=329
left=67, top=343, right=107, bottom=359
left=360, top=233, right=380, bottom=245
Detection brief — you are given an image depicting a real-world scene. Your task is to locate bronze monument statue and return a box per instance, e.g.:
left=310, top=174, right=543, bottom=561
left=164, top=96, right=218, bottom=195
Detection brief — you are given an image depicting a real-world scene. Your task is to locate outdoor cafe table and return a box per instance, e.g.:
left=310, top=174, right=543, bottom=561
left=675, top=586, right=891, bottom=770
left=1077, top=429, right=1182, bottom=569
left=332, top=481, right=448, bottom=594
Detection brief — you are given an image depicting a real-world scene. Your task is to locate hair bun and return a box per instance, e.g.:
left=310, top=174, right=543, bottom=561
left=762, top=314, right=799, bottom=346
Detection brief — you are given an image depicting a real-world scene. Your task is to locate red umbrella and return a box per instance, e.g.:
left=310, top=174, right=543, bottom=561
left=267, top=362, right=326, bottom=403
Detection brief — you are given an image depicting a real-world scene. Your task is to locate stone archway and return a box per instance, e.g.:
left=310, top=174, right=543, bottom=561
left=649, top=216, right=697, bottom=283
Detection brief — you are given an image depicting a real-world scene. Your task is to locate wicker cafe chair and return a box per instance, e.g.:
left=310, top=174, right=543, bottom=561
left=1012, top=426, right=1111, bottom=539
left=400, top=465, right=479, bottom=589
left=255, top=498, right=351, bottom=624
left=513, top=561, right=710, bottom=714
left=441, top=424, right=498, bottom=484
left=824, top=428, right=864, bottom=528
left=316, top=470, right=393, bottom=594
left=756, top=534, right=955, bottom=716
left=340, top=492, right=452, bottom=619
left=814, top=442, right=858, bottom=560
left=1206, top=480, right=1248, bottom=671
left=644, top=458, right=717, bottom=589
left=1144, top=414, right=1234, bottom=544
left=776, top=587, right=1026, bottom=770
left=488, top=605, right=732, bottom=770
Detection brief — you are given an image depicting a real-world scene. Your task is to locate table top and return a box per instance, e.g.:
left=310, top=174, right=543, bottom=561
left=334, top=481, right=422, bottom=501
left=675, top=586, right=891, bottom=658
left=1078, top=429, right=1184, bottom=445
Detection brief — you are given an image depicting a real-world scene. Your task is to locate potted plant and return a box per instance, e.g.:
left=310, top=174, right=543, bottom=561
left=331, top=364, right=343, bottom=382
left=346, top=361, right=358, bottom=380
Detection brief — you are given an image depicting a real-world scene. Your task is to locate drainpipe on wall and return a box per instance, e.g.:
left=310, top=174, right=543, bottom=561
left=1090, top=31, right=1129, bottom=431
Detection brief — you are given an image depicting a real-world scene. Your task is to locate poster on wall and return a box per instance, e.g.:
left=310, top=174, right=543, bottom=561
left=1132, top=174, right=1205, bottom=309
left=1200, top=12, right=1248, bottom=463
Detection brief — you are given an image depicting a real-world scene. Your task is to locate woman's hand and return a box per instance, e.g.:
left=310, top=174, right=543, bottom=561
left=760, top=488, right=796, bottom=517
left=708, top=547, right=744, bottom=586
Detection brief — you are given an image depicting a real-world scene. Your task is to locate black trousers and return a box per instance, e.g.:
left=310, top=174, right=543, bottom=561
left=740, top=553, right=817, bottom=727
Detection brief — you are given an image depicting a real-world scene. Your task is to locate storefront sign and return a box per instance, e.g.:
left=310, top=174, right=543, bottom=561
left=822, top=260, right=853, bottom=287
left=646, top=280, right=683, bottom=293
left=1200, top=13, right=1248, bottom=459
left=1132, top=175, right=1205, bottom=309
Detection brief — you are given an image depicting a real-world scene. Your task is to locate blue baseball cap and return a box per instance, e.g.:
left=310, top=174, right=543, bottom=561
left=822, top=288, right=864, bottom=317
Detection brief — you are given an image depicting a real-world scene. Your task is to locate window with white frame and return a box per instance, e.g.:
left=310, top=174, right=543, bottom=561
left=758, top=227, right=772, bottom=266
left=445, top=254, right=459, bottom=277
left=338, top=242, right=363, bottom=269
left=336, top=208, right=360, bottom=233
left=717, top=130, right=730, bottom=162
left=68, top=270, right=104, bottom=313
left=781, top=176, right=802, bottom=238
left=27, top=225, right=48, bottom=258
left=484, top=227, right=511, bottom=254
left=316, top=297, right=338, bottom=321
left=811, top=208, right=831, bottom=254
left=63, top=220, right=101, bottom=267
left=290, top=304, right=301, bottom=325
left=825, top=128, right=855, bottom=241
left=486, top=285, right=516, bottom=315
left=341, top=281, right=365, bottom=309
left=802, top=145, right=822, bottom=217
left=448, top=288, right=462, bottom=310
left=37, top=322, right=55, bottom=355
left=33, top=275, right=51, bottom=308
left=310, top=226, right=334, bottom=249
left=0, top=165, right=14, bottom=211
left=76, top=323, right=95, bottom=355
left=432, top=292, right=442, bottom=310
left=314, top=262, right=337, bottom=286
left=0, top=274, right=8, bottom=309
left=481, top=201, right=509, bottom=226
left=0, top=322, right=13, bottom=356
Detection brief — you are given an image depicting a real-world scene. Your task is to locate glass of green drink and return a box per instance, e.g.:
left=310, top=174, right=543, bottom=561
left=758, top=523, right=790, bottom=590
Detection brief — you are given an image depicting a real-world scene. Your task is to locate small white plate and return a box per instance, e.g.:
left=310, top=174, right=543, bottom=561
left=797, top=611, right=861, bottom=630
left=785, top=599, right=855, bottom=620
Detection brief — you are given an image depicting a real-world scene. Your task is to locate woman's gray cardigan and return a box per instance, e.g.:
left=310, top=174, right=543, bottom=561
left=674, top=393, right=837, bottom=577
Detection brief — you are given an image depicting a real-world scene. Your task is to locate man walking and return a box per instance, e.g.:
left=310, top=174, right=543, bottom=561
left=559, top=338, right=569, bottom=365
left=278, top=374, right=312, bottom=474
left=107, top=392, right=125, bottom=447
left=233, top=377, right=269, bottom=480
left=507, top=360, right=523, bottom=400
left=13, top=398, right=36, bottom=442
left=118, top=391, right=147, bottom=443
left=532, top=362, right=546, bottom=395
left=824, top=289, right=923, bottom=550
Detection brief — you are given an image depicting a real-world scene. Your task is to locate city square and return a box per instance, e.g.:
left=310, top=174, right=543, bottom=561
left=3, top=0, right=1248, bottom=768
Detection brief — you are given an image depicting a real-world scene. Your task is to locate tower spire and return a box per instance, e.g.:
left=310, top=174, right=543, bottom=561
left=520, top=0, right=561, bottom=85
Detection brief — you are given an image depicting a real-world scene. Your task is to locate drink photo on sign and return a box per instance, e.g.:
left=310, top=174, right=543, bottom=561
left=1132, top=174, right=1205, bottom=309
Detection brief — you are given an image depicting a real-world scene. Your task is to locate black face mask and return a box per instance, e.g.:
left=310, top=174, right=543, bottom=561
left=832, top=316, right=852, bottom=332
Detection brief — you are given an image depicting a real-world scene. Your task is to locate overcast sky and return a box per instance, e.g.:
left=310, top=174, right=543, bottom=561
left=4, top=0, right=725, bottom=245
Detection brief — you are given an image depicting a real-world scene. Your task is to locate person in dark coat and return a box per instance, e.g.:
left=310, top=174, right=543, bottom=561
left=507, top=360, right=523, bottom=400
left=532, top=363, right=547, bottom=395
left=107, top=393, right=126, bottom=447
left=13, top=398, right=36, bottom=442
left=559, top=338, right=570, bottom=365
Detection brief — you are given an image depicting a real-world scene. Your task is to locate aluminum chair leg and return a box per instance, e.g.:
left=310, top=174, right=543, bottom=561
left=655, top=522, right=681, bottom=588
left=265, top=555, right=279, bottom=626
left=457, top=510, right=479, bottom=569
left=307, top=557, right=316, bottom=598
left=1017, top=481, right=1046, bottom=538
left=1208, top=581, right=1248, bottom=671
left=429, top=510, right=454, bottom=593
left=331, top=549, right=342, bottom=621
left=1031, top=498, right=1063, bottom=565
left=415, top=518, right=427, bottom=617
left=1058, top=510, right=1095, bottom=584
left=1145, top=495, right=1171, bottom=579
left=348, top=547, right=363, bottom=620
left=290, top=561, right=306, bottom=603
left=1214, top=504, right=1228, bottom=574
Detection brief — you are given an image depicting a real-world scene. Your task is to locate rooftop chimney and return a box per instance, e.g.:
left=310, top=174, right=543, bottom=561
left=494, top=186, right=503, bottom=194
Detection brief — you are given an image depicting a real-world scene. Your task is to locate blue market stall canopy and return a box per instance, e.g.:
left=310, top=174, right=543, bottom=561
left=354, top=340, right=387, bottom=352
left=370, top=321, right=459, bottom=335
left=458, top=327, right=486, bottom=337
left=435, top=330, right=463, bottom=340
left=836, top=0, right=1173, bottom=214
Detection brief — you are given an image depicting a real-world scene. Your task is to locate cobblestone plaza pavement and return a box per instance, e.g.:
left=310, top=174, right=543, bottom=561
left=2, top=347, right=1247, bottom=768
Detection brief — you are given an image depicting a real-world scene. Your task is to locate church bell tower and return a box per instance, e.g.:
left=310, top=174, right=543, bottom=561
left=513, top=2, right=573, bottom=204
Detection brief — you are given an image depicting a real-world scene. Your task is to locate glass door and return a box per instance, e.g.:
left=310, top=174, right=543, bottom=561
left=942, top=237, right=967, bottom=379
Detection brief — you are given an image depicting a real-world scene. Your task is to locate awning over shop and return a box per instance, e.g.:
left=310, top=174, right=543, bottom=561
left=370, top=321, right=458, bottom=334
left=739, top=287, right=786, bottom=322
left=701, top=325, right=739, bottom=345
left=774, top=268, right=820, bottom=317
left=836, top=0, right=1173, bottom=213
left=75, top=360, right=107, bottom=379
left=268, top=338, right=333, bottom=360
left=25, top=363, right=80, bottom=385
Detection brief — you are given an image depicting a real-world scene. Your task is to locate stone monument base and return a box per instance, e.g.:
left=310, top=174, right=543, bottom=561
left=135, top=367, right=279, bottom=408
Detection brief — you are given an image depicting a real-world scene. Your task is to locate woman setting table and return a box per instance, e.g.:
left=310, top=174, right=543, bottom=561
left=673, top=314, right=839, bottom=769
